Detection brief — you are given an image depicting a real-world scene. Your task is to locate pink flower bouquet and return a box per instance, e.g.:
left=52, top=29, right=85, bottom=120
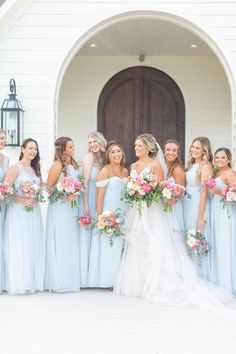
left=160, top=181, right=189, bottom=212
left=96, top=209, right=124, bottom=247
left=0, top=182, right=15, bottom=209
left=122, top=170, right=161, bottom=215
left=202, top=178, right=216, bottom=189
left=49, top=176, right=84, bottom=208
left=20, top=181, right=49, bottom=212
left=78, top=215, right=96, bottom=229
left=221, top=183, right=236, bottom=210
left=186, top=228, right=210, bottom=259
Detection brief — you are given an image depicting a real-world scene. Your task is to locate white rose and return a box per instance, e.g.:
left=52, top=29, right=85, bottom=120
left=127, top=181, right=133, bottom=189
left=162, top=188, right=172, bottom=199
left=32, top=184, right=39, bottom=191
left=41, top=190, right=49, bottom=202
left=186, top=236, right=196, bottom=248
left=187, top=228, right=196, bottom=237
left=57, top=181, right=63, bottom=192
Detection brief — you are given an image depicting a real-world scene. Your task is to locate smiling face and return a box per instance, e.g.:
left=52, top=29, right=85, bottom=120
left=0, top=132, right=7, bottom=150
left=164, top=142, right=179, bottom=163
left=22, top=141, right=38, bottom=161
left=108, top=145, right=124, bottom=165
left=190, top=140, right=204, bottom=161
left=64, top=140, right=75, bottom=159
left=134, top=138, right=149, bottom=158
left=214, top=150, right=230, bottom=169
left=88, top=135, right=101, bottom=154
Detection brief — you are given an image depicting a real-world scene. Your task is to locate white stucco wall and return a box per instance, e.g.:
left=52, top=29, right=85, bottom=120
left=0, top=0, right=235, bottom=168
left=58, top=55, right=231, bottom=161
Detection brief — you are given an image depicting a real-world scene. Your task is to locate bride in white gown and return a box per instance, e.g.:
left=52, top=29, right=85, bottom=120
left=114, top=134, right=231, bottom=310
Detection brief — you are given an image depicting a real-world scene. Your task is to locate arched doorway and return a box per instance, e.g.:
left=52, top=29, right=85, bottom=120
left=98, top=66, right=185, bottom=164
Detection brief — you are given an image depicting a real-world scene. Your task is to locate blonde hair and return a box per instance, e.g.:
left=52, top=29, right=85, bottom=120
left=136, top=133, right=158, bottom=158
left=186, top=137, right=213, bottom=181
left=88, top=131, right=107, bottom=168
left=0, top=128, right=6, bottom=135
left=163, top=139, right=184, bottom=178
left=54, top=136, right=79, bottom=176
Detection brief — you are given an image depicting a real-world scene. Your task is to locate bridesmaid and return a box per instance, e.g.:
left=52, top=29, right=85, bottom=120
left=45, top=137, right=81, bottom=292
left=163, top=139, right=185, bottom=237
left=184, top=137, right=213, bottom=279
left=208, top=147, right=236, bottom=294
left=87, top=142, right=129, bottom=288
left=79, top=131, right=107, bottom=288
left=0, top=129, right=9, bottom=293
left=4, top=138, right=45, bottom=294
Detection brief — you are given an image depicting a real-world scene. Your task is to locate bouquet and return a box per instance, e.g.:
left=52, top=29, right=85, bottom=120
left=97, top=209, right=124, bottom=247
left=20, top=181, right=49, bottom=212
left=0, top=182, right=16, bottom=209
left=49, top=176, right=84, bottom=208
left=160, top=180, right=189, bottom=212
left=186, top=228, right=210, bottom=260
left=202, top=177, right=216, bottom=189
left=122, top=170, right=161, bottom=215
left=78, top=215, right=96, bottom=229
left=221, top=183, right=236, bottom=209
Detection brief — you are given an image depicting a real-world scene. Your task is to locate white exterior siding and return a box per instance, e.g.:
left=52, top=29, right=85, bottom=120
left=0, top=0, right=235, bottom=167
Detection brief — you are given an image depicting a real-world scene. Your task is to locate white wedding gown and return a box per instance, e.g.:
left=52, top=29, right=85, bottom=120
left=114, top=168, right=231, bottom=311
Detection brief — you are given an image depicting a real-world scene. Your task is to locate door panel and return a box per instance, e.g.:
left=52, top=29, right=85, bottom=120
left=98, top=66, right=185, bottom=164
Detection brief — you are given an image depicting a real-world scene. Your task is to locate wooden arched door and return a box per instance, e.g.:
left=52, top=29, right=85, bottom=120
left=98, top=66, right=185, bottom=164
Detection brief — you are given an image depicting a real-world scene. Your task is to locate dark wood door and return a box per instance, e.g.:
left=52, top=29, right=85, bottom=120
left=98, top=66, right=185, bottom=164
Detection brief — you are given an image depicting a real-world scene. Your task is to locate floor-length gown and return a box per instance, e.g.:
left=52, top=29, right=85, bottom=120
left=0, top=154, right=9, bottom=292
left=4, top=163, right=45, bottom=294
left=114, top=168, right=230, bottom=310
left=183, top=163, right=211, bottom=279
left=78, top=163, right=100, bottom=287
left=209, top=178, right=236, bottom=295
left=45, top=165, right=80, bottom=292
left=87, top=176, right=127, bottom=288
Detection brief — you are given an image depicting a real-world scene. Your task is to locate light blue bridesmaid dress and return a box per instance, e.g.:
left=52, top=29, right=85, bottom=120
left=183, top=163, right=211, bottom=279
left=167, top=176, right=185, bottom=240
left=45, top=164, right=80, bottom=292
left=0, top=154, right=9, bottom=292
left=78, top=162, right=101, bottom=288
left=87, top=176, right=127, bottom=288
left=4, top=162, right=45, bottom=294
left=209, top=177, right=236, bottom=295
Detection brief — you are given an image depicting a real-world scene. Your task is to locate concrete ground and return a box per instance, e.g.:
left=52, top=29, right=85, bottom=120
left=1, top=289, right=236, bottom=354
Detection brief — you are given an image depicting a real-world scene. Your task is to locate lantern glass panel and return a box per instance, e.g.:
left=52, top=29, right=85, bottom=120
left=2, top=111, right=18, bottom=146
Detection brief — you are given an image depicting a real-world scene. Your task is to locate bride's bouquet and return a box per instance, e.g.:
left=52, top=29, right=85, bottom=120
left=49, top=176, right=84, bottom=208
left=97, top=209, right=124, bottom=247
left=122, top=170, right=161, bottom=215
left=186, top=228, right=210, bottom=260
left=160, top=180, right=189, bottom=212
left=20, top=181, right=49, bottom=212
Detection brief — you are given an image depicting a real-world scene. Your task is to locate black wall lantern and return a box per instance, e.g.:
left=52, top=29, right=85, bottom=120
left=1, top=79, right=24, bottom=147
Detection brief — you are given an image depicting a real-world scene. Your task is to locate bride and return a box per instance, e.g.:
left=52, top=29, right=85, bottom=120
left=114, top=133, right=231, bottom=310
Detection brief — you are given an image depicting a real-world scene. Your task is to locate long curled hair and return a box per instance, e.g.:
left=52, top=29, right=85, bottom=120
left=19, top=138, right=41, bottom=177
left=103, top=141, right=126, bottom=168
left=54, top=136, right=79, bottom=176
left=163, top=139, right=184, bottom=178
left=88, top=131, right=107, bottom=169
left=136, top=133, right=158, bottom=158
left=214, top=147, right=232, bottom=168
left=186, top=137, right=213, bottom=181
